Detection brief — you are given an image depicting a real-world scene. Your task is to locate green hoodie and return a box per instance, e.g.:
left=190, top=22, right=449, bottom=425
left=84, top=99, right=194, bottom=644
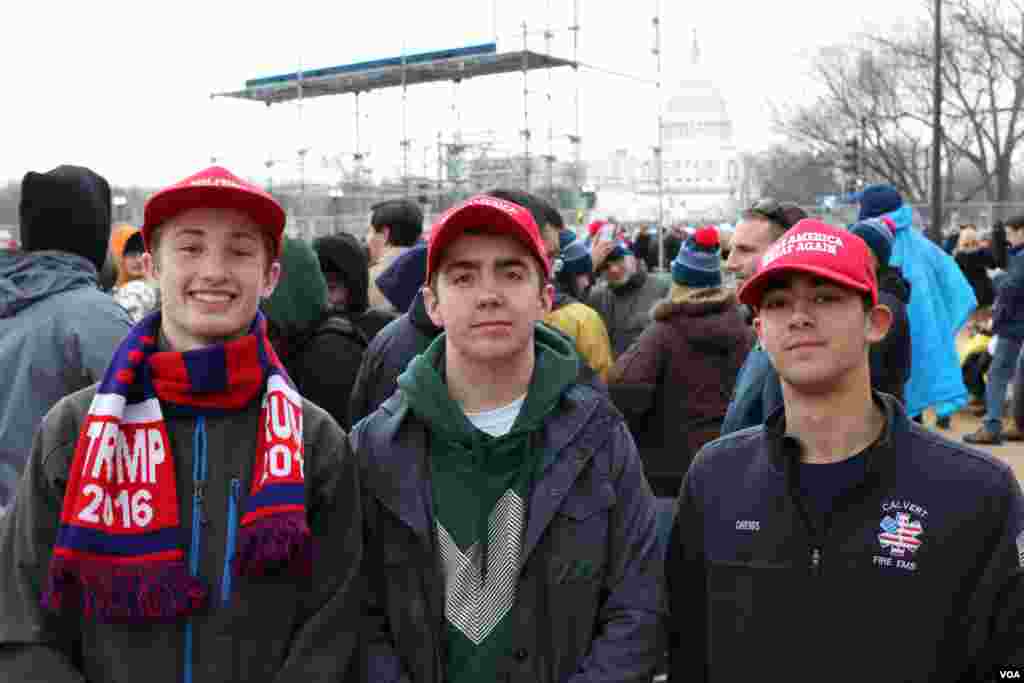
left=261, top=236, right=329, bottom=337
left=396, top=323, right=579, bottom=683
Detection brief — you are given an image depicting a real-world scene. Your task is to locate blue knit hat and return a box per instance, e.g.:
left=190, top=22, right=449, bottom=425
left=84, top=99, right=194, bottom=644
left=849, top=218, right=895, bottom=267
left=858, top=184, right=903, bottom=220
left=671, top=226, right=721, bottom=287
left=607, top=240, right=633, bottom=262
left=557, top=239, right=593, bottom=277
left=558, top=228, right=577, bottom=251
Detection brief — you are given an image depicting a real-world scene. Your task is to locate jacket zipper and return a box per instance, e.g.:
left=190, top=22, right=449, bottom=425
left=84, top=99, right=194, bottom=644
left=184, top=416, right=208, bottom=683
left=809, top=546, right=822, bottom=575
left=221, top=478, right=241, bottom=606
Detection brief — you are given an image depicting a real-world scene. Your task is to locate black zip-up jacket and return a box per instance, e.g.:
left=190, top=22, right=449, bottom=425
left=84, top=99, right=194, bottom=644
left=667, top=393, right=1023, bottom=682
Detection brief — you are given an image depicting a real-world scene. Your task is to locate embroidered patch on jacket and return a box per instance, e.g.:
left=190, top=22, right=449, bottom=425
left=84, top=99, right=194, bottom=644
left=878, top=512, right=924, bottom=557
left=1016, top=530, right=1024, bottom=569
left=437, top=489, right=524, bottom=646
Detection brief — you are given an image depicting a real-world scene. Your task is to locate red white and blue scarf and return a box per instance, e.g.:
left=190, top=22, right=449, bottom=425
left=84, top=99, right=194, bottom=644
left=44, top=311, right=310, bottom=621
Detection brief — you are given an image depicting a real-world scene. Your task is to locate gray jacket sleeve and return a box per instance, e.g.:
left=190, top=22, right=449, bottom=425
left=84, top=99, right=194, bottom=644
left=567, top=421, right=667, bottom=683
left=273, top=409, right=364, bottom=683
left=0, top=402, right=86, bottom=683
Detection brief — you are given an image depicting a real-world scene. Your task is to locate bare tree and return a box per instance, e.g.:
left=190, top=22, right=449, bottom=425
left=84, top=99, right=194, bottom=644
left=873, top=0, right=1024, bottom=216
left=775, top=0, right=1024, bottom=224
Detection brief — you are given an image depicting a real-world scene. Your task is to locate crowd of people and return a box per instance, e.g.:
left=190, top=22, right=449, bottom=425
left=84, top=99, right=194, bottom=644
left=0, top=162, right=1019, bottom=681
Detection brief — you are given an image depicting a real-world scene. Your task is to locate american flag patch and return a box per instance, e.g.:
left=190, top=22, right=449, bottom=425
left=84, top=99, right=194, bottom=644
left=878, top=513, right=924, bottom=557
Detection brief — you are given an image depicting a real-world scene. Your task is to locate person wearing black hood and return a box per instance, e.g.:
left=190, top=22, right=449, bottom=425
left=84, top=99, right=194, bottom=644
left=349, top=240, right=442, bottom=426
left=0, top=165, right=132, bottom=513
left=849, top=218, right=913, bottom=406
left=313, top=232, right=395, bottom=342
left=265, top=235, right=370, bottom=430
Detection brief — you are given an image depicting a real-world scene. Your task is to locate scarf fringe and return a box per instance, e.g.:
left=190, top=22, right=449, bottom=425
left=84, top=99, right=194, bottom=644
left=42, top=556, right=208, bottom=622
left=236, top=512, right=312, bottom=578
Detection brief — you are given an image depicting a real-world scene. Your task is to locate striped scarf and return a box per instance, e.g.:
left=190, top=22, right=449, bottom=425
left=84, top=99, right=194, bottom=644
left=43, top=310, right=309, bottom=622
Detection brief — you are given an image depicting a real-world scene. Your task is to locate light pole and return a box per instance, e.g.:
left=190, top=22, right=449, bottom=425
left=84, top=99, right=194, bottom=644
left=113, top=194, right=128, bottom=223
left=328, top=188, right=345, bottom=235
left=929, top=0, right=943, bottom=244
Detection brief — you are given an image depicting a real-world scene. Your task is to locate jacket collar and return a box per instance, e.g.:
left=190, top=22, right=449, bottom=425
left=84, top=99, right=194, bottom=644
left=366, top=382, right=604, bottom=564
left=764, top=391, right=902, bottom=483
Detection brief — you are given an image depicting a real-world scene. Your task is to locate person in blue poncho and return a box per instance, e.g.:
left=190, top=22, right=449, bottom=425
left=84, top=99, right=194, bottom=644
left=857, top=185, right=977, bottom=424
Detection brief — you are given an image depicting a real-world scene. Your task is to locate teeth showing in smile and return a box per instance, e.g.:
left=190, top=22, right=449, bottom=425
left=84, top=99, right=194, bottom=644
left=191, top=292, right=233, bottom=303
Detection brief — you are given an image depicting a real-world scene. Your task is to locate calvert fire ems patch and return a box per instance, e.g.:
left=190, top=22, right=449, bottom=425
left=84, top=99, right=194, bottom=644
left=878, top=512, right=924, bottom=557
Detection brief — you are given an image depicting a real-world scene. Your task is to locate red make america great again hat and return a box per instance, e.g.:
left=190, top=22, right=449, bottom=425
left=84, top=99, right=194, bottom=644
left=142, top=166, right=286, bottom=255
left=737, top=218, right=878, bottom=308
left=426, top=195, right=551, bottom=282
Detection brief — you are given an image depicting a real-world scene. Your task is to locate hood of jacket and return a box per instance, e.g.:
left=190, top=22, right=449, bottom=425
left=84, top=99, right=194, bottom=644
left=408, top=289, right=443, bottom=339
left=878, top=265, right=911, bottom=304
left=0, top=250, right=99, bottom=319
left=653, top=285, right=744, bottom=353
left=262, top=236, right=328, bottom=337
left=652, top=285, right=734, bottom=322
left=396, top=321, right=580, bottom=440
left=376, top=241, right=427, bottom=313
left=313, top=233, right=370, bottom=313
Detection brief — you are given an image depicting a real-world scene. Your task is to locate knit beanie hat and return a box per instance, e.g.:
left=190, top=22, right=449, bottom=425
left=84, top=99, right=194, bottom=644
left=849, top=218, right=894, bottom=267
left=671, top=226, right=721, bottom=287
left=858, top=184, right=903, bottom=220
left=557, top=239, right=593, bottom=278
left=607, top=240, right=633, bottom=262
left=19, top=164, right=112, bottom=272
left=262, top=236, right=329, bottom=336
left=313, top=233, right=370, bottom=313
left=123, top=231, right=145, bottom=256
left=558, top=228, right=577, bottom=251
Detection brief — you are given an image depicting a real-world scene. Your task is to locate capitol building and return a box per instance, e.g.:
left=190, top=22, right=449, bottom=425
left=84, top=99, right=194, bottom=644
left=586, top=39, right=752, bottom=223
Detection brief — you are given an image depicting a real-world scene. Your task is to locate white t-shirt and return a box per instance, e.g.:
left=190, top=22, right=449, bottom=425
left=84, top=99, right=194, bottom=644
left=465, top=394, right=527, bottom=438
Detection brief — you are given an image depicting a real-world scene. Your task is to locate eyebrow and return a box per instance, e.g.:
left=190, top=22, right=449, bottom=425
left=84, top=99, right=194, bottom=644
left=444, top=257, right=530, bottom=272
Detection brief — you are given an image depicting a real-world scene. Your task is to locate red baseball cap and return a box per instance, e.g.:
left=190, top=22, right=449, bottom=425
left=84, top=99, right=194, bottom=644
left=426, top=195, right=551, bottom=283
left=737, top=219, right=878, bottom=308
left=142, top=166, right=286, bottom=256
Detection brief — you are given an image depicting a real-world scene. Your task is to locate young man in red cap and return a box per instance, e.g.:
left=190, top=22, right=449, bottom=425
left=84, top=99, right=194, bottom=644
left=666, top=219, right=1023, bottom=682
left=353, top=194, right=665, bottom=683
left=0, top=166, right=362, bottom=683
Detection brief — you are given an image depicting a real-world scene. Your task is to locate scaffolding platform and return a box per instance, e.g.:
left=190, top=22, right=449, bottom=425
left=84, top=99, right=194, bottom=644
left=213, top=43, right=575, bottom=105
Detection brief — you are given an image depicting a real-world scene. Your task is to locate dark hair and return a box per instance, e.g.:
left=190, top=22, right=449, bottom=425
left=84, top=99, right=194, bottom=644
left=743, top=199, right=807, bottom=240
left=484, top=188, right=552, bottom=232
left=370, top=199, right=423, bottom=247
left=1005, top=215, right=1024, bottom=231
left=544, top=204, right=565, bottom=230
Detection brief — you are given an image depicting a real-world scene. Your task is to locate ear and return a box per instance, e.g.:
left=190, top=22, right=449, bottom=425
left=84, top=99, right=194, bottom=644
left=865, top=303, right=893, bottom=344
left=142, top=252, right=157, bottom=278
left=540, top=283, right=554, bottom=315
left=422, top=285, right=445, bottom=328
left=752, top=314, right=764, bottom=344
left=262, top=261, right=282, bottom=299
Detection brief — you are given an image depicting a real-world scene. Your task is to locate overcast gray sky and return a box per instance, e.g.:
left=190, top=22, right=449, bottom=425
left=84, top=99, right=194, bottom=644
left=2, top=0, right=931, bottom=188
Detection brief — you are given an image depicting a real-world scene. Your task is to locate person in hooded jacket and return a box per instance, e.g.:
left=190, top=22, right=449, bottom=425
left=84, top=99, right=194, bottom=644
left=348, top=240, right=442, bottom=427
left=608, top=227, right=753, bottom=498
left=545, top=237, right=614, bottom=383
left=857, top=184, right=976, bottom=426
left=0, top=165, right=132, bottom=513
left=110, top=227, right=159, bottom=323
left=265, top=235, right=369, bottom=430
left=354, top=194, right=665, bottom=683
left=313, top=232, right=395, bottom=343
left=849, top=218, right=913, bottom=406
